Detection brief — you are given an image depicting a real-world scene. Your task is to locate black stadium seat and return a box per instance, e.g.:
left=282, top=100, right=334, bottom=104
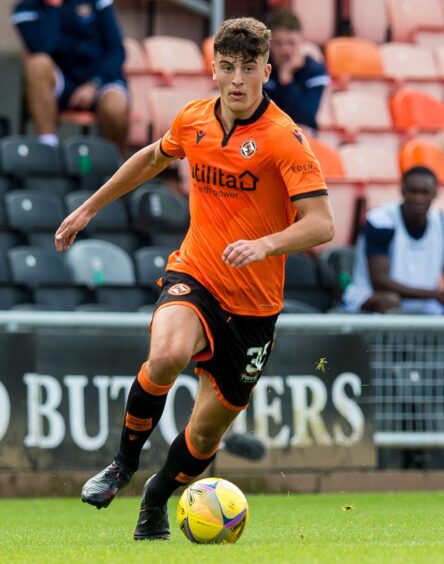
left=62, top=135, right=121, bottom=192
left=0, top=135, right=75, bottom=194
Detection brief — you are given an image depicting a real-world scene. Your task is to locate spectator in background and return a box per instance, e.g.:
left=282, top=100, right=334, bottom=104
left=342, top=166, right=444, bottom=314
left=11, top=0, right=129, bottom=153
left=263, top=9, right=329, bottom=133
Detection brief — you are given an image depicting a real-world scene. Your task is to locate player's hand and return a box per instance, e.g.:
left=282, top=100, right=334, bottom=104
left=67, top=82, right=98, bottom=110
left=222, top=238, right=270, bottom=268
left=54, top=207, right=95, bottom=252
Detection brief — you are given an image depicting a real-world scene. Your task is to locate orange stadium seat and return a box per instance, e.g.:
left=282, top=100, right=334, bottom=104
left=390, top=88, right=444, bottom=130
left=307, top=137, right=345, bottom=179
left=325, top=37, right=384, bottom=79
left=349, top=0, right=388, bottom=44
left=291, top=0, right=336, bottom=45
left=143, top=36, right=211, bottom=90
left=339, top=144, right=400, bottom=182
left=385, top=0, right=444, bottom=42
left=202, top=36, right=214, bottom=74
left=399, top=138, right=444, bottom=182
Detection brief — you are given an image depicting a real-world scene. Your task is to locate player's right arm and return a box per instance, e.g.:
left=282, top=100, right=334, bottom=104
left=55, top=139, right=175, bottom=251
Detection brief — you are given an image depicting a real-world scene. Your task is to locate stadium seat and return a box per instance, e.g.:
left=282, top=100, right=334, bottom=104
left=385, top=0, right=444, bottom=42
left=0, top=286, right=32, bottom=310
left=339, top=144, right=400, bottom=182
left=146, top=86, right=210, bottom=142
left=65, top=191, right=128, bottom=232
left=318, top=245, right=356, bottom=303
left=349, top=0, right=388, bottom=43
left=380, top=43, right=442, bottom=99
left=316, top=87, right=344, bottom=147
left=325, top=37, right=384, bottom=79
left=307, top=137, right=345, bottom=179
left=62, top=135, right=121, bottom=192
left=8, top=246, right=72, bottom=286
left=202, top=35, right=214, bottom=74
left=330, top=91, right=395, bottom=143
left=6, top=246, right=91, bottom=310
left=143, top=36, right=211, bottom=90
left=390, top=89, right=444, bottom=130
left=0, top=135, right=74, bottom=194
left=123, top=37, right=158, bottom=147
left=130, top=185, right=189, bottom=243
left=284, top=252, right=333, bottom=311
left=364, top=184, right=401, bottom=211
left=399, top=139, right=444, bottom=182
left=316, top=183, right=361, bottom=250
left=65, top=239, right=136, bottom=287
left=291, top=0, right=336, bottom=45
left=93, top=285, right=157, bottom=311
left=65, top=190, right=144, bottom=253
left=5, top=190, right=66, bottom=235
left=432, top=45, right=444, bottom=78
left=134, top=246, right=172, bottom=289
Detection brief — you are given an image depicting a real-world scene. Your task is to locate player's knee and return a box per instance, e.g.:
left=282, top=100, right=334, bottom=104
left=148, top=348, right=191, bottom=383
left=189, top=424, right=222, bottom=456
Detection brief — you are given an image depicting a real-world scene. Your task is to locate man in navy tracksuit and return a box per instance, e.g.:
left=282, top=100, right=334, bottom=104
left=11, top=0, right=129, bottom=152
left=264, top=9, right=330, bottom=134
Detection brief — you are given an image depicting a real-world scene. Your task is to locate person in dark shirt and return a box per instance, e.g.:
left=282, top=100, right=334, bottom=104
left=11, top=0, right=129, bottom=152
left=264, top=9, right=329, bottom=132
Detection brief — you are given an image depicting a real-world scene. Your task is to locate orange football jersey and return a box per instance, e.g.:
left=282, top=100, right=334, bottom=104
left=160, top=95, right=327, bottom=316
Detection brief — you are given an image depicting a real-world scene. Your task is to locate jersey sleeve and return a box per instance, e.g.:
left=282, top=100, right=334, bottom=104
left=159, top=104, right=189, bottom=159
left=275, top=127, right=328, bottom=201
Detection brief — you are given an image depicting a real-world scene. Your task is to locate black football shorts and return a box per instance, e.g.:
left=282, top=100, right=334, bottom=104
left=153, top=271, right=278, bottom=410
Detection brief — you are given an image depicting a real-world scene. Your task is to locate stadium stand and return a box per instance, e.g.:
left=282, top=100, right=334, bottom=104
left=5, top=190, right=66, bottom=247
left=284, top=252, right=334, bottom=312
left=385, top=0, right=444, bottom=43
left=130, top=184, right=189, bottom=248
left=399, top=138, right=444, bottom=182
left=290, top=0, right=336, bottom=45
left=65, top=191, right=145, bottom=254
left=307, top=137, right=345, bottom=179
left=349, top=0, right=388, bottom=44
left=134, top=246, right=173, bottom=289
left=65, top=239, right=156, bottom=312
left=338, top=144, right=400, bottom=183
left=146, top=86, right=211, bottom=142
left=0, top=135, right=75, bottom=195
left=62, top=135, right=121, bottom=192
left=142, top=35, right=212, bottom=91
left=325, top=37, right=384, bottom=80
left=318, top=244, right=356, bottom=306
left=7, top=246, right=91, bottom=311
left=390, top=89, right=444, bottom=131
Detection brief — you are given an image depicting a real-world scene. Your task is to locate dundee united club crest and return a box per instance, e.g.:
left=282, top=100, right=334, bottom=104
left=168, top=283, right=191, bottom=296
left=240, top=140, right=257, bottom=158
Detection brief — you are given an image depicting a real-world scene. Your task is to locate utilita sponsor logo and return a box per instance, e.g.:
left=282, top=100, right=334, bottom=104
left=191, top=163, right=259, bottom=191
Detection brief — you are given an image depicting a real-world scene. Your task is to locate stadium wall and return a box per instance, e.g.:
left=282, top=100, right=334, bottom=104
left=1, top=312, right=444, bottom=496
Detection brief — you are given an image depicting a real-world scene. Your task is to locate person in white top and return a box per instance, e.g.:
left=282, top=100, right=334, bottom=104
left=343, top=166, right=444, bottom=314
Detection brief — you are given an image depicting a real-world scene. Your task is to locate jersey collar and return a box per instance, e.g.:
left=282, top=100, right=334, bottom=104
left=214, top=93, right=270, bottom=127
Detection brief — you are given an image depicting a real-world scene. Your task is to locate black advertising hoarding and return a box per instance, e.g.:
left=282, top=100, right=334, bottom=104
left=0, top=329, right=375, bottom=472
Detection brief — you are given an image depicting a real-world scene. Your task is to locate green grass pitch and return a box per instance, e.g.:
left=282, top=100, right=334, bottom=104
left=1, top=491, right=444, bottom=563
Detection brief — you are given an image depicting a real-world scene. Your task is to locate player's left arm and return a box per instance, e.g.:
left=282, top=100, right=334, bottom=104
left=223, top=195, right=334, bottom=268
